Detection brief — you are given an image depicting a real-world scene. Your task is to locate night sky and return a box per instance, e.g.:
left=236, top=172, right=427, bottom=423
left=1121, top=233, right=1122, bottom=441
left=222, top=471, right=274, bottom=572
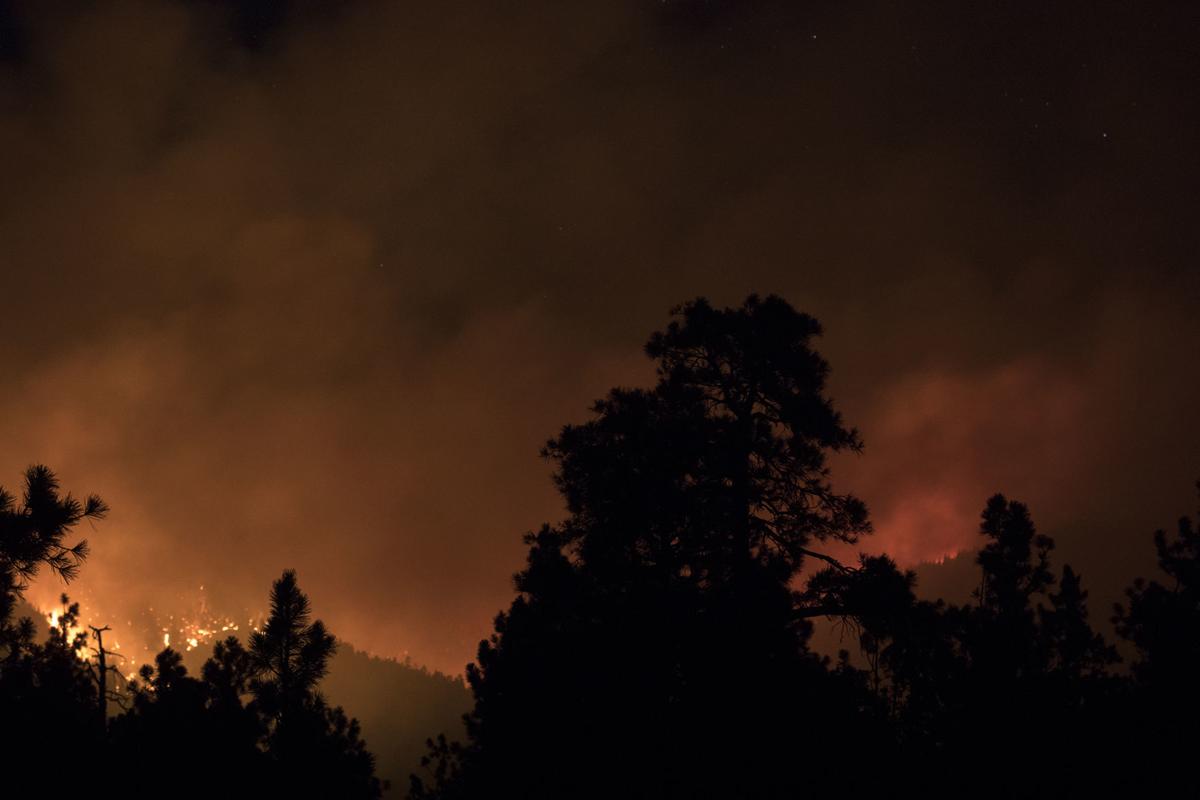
left=2, top=1, right=1198, bottom=674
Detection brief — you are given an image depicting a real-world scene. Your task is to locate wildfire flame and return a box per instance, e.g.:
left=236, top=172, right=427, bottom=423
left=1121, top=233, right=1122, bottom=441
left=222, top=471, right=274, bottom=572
left=33, top=585, right=265, bottom=678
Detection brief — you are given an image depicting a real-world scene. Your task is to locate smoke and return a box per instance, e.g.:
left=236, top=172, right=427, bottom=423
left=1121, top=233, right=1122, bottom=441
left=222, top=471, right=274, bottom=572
left=2, top=1, right=1197, bottom=672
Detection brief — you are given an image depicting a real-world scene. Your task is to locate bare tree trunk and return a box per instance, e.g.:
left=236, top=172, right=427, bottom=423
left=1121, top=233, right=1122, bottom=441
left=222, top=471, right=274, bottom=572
left=89, top=625, right=112, bottom=733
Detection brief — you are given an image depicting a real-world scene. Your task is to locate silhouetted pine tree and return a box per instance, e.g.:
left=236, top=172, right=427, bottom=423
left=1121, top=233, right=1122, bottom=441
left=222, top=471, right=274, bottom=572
left=412, top=296, right=881, bottom=799
left=0, top=467, right=106, bottom=794
left=0, top=465, right=106, bottom=658
left=1116, top=490, right=1200, bottom=691
left=1041, top=564, right=1118, bottom=684
left=112, top=573, right=383, bottom=799
left=0, top=467, right=385, bottom=799
left=0, top=594, right=99, bottom=770
left=249, top=570, right=336, bottom=729
left=1114, top=486, right=1200, bottom=794
left=803, top=493, right=1124, bottom=800
left=0, top=465, right=107, bottom=591
left=110, top=645, right=268, bottom=798
left=250, top=570, right=383, bottom=799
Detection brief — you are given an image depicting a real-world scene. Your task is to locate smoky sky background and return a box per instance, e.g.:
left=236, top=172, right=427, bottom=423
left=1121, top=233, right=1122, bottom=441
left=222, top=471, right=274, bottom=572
left=1, top=0, right=1198, bottom=674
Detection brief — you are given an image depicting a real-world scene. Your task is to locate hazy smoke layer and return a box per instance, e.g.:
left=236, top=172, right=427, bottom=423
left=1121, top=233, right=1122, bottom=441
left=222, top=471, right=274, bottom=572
left=2, top=1, right=1197, bottom=672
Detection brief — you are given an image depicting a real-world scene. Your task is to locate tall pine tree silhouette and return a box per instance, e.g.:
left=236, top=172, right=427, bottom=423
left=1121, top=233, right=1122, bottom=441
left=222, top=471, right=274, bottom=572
left=412, top=296, right=879, bottom=799
left=250, top=570, right=382, bottom=799
left=0, top=467, right=106, bottom=796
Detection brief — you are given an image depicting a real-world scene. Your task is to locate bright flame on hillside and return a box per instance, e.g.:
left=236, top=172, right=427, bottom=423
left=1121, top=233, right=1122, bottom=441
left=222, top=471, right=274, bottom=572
left=45, top=607, right=88, bottom=660
left=31, top=585, right=265, bottom=677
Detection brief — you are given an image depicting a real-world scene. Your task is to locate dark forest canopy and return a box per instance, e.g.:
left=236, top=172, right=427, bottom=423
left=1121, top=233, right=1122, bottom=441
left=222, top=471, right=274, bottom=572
left=407, top=296, right=1200, bottom=799
left=1, top=296, right=1198, bottom=799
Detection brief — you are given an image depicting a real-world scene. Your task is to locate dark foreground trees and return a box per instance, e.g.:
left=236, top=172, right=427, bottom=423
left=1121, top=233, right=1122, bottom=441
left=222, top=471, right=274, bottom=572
left=0, top=467, right=107, bottom=787
left=249, top=570, right=381, bottom=798
left=412, top=296, right=883, bottom=798
left=1113, top=493, right=1200, bottom=795
left=5, top=296, right=1200, bottom=800
left=411, top=296, right=1200, bottom=800
left=110, top=570, right=383, bottom=799
left=0, top=469, right=383, bottom=799
left=811, top=495, right=1124, bottom=799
